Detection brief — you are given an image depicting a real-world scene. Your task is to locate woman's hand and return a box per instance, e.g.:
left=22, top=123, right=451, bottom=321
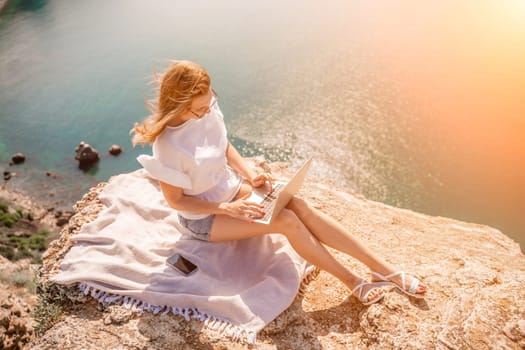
left=220, top=199, right=265, bottom=221
left=249, top=172, right=274, bottom=191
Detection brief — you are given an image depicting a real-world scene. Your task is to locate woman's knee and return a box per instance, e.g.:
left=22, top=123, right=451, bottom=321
left=287, top=196, right=312, bottom=220
left=273, top=209, right=304, bottom=238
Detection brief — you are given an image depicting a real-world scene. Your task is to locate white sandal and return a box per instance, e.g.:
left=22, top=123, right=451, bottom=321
left=351, top=280, right=393, bottom=305
left=371, top=271, right=426, bottom=299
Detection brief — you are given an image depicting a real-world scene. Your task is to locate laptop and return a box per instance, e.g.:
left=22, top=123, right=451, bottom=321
left=248, top=158, right=312, bottom=224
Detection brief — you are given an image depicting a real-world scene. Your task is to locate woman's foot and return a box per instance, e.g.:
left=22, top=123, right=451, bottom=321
left=371, top=270, right=427, bottom=298
left=350, top=279, right=393, bottom=305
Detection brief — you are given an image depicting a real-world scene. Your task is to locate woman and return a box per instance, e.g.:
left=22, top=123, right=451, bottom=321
left=131, top=60, right=427, bottom=305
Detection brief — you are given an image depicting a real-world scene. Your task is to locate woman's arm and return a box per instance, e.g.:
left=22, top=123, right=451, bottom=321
left=225, top=142, right=273, bottom=189
left=160, top=181, right=224, bottom=214
left=159, top=181, right=263, bottom=220
left=225, top=142, right=257, bottom=180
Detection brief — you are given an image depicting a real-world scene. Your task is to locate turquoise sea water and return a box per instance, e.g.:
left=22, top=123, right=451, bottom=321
left=1, top=0, right=524, bottom=251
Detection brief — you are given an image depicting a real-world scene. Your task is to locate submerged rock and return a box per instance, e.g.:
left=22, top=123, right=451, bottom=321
left=45, top=172, right=59, bottom=179
left=31, top=160, right=525, bottom=349
left=74, top=142, right=99, bottom=170
left=108, top=144, right=122, bottom=156
left=11, top=153, right=25, bottom=165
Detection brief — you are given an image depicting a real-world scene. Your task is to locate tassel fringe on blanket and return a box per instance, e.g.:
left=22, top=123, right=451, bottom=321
left=78, top=282, right=258, bottom=343
left=77, top=266, right=319, bottom=345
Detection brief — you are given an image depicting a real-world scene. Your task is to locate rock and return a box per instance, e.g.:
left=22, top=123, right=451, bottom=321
left=53, top=210, right=73, bottom=227
left=11, top=153, right=25, bottom=165
left=3, top=171, right=11, bottom=181
left=10, top=305, right=22, bottom=318
left=103, top=315, right=112, bottom=325
left=55, top=217, right=69, bottom=227
left=0, top=259, right=38, bottom=350
left=108, top=144, right=122, bottom=156
left=0, top=290, right=12, bottom=309
left=29, top=161, right=525, bottom=349
left=74, top=141, right=99, bottom=170
left=0, top=308, right=10, bottom=328
left=106, top=305, right=134, bottom=325
left=519, top=320, right=525, bottom=337
left=8, top=230, right=31, bottom=238
left=6, top=218, right=38, bottom=237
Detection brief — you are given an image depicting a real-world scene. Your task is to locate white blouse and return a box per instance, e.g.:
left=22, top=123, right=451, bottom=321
left=136, top=103, right=242, bottom=220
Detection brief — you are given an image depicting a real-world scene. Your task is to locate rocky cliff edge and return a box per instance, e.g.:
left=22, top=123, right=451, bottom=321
left=29, top=160, right=525, bottom=349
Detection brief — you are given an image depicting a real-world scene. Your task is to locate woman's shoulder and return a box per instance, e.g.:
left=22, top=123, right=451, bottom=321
left=153, top=128, right=198, bottom=164
left=154, top=129, right=181, bottom=152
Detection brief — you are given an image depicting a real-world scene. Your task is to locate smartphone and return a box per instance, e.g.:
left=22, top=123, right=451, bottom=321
left=166, top=253, right=198, bottom=276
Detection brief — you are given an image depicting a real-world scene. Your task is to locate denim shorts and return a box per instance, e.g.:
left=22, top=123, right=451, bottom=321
left=177, top=214, right=215, bottom=242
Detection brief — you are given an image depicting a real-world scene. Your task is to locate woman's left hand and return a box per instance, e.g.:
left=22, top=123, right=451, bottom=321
left=250, top=173, right=274, bottom=191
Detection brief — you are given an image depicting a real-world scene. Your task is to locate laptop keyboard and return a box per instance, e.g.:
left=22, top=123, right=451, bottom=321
left=258, top=183, right=285, bottom=222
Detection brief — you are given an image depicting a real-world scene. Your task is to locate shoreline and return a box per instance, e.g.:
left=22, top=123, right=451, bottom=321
left=1, top=184, right=50, bottom=221
left=0, top=183, right=71, bottom=238
left=0, top=179, right=73, bottom=214
left=1, top=158, right=94, bottom=214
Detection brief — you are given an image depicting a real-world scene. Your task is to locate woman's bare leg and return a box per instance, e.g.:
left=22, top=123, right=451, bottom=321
left=209, top=208, right=386, bottom=303
left=286, top=197, right=426, bottom=294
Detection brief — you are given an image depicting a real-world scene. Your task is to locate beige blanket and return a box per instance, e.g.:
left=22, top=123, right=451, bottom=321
left=51, top=169, right=314, bottom=343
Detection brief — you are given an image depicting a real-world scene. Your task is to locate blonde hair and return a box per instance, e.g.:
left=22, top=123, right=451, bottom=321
left=130, top=60, right=211, bottom=147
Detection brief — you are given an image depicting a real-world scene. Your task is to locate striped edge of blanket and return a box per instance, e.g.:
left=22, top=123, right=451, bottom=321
left=77, top=265, right=320, bottom=345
